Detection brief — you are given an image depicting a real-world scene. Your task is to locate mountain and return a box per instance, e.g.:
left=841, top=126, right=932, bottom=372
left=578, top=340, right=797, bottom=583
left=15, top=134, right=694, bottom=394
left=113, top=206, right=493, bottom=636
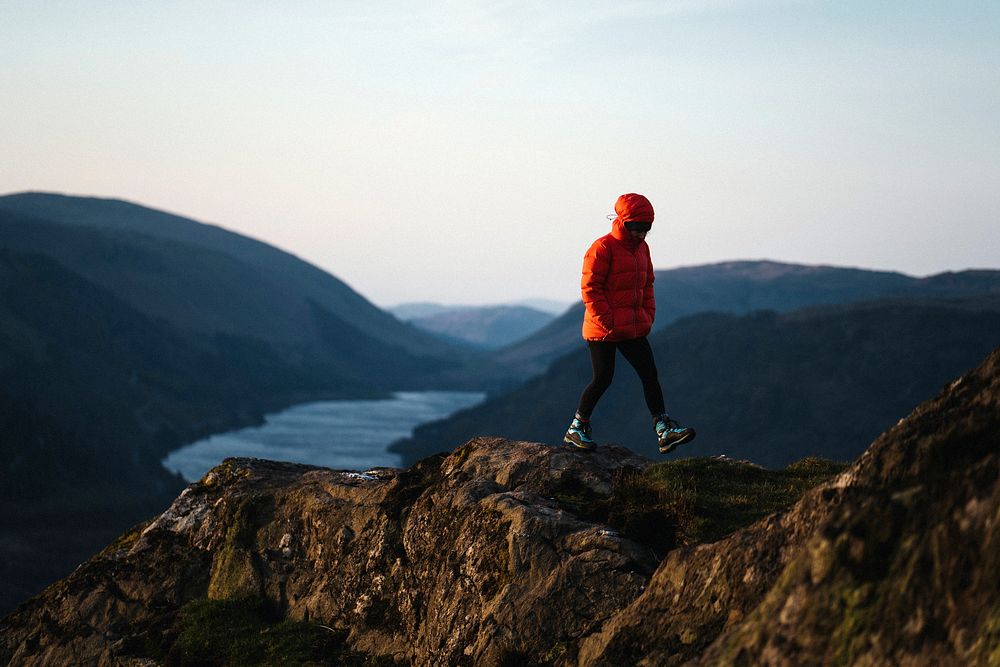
left=0, top=249, right=196, bottom=613
left=391, top=300, right=572, bottom=321
left=0, top=244, right=415, bottom=614
left=404, top=305, right=557, bottom=349
left=388, top=302, right=454, bottom=320
left=0, top=192, right=479, bottom=613
left=391, top=295, right=1000, bottom=468
left=493, top=260, right=1000, bottom=377
left=511, top=298, right=572, bottom=315
left=3, top=346, right=998, bottom=665
left=0, top=192, right=470, bottom=369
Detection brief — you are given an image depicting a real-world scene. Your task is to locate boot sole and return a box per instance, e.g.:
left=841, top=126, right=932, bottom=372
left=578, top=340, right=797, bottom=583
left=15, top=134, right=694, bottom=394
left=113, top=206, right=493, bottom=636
left=563, top=435, right=596, bottom=451
left=659, top=429, right=696, bottom=454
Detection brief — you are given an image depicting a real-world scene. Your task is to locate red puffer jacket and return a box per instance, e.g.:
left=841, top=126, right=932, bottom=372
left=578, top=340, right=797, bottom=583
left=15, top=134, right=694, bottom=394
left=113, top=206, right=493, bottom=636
left=581, top=194, right=656, bottom=341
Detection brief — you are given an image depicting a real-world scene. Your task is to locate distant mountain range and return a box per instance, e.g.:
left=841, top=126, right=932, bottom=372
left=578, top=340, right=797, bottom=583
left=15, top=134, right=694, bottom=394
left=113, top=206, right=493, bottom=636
left=391, top=299, right=571, bottom=320
left=391, top=294, right=1000, bottom=468
left=391, top=303, right=558, bottom=349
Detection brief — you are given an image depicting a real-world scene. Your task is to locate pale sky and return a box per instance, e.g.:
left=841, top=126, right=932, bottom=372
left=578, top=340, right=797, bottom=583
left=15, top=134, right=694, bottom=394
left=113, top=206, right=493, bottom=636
left=2, top=1, right=998, bottom=307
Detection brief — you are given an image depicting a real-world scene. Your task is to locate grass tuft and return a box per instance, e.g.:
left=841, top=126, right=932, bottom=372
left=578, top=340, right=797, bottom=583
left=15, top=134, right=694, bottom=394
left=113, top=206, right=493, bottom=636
left=644, top=456, right=848, bottom=545
left=554, top=456, right=846, bottom=557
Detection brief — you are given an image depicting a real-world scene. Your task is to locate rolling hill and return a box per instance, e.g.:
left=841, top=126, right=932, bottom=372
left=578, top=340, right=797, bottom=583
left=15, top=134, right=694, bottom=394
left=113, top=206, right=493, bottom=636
left=391, top=295, right=1000, bottom=468
left=0, top=192, right=470, bottom=370
left=491, top=260, right=1000, bottom=377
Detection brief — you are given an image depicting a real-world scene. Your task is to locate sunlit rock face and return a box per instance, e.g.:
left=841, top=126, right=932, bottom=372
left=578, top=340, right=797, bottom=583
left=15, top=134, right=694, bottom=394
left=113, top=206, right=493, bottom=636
left=0, top=439, right=658, bottom=666
left=580, top=347, right=1000, bottom=666
left=2, top=346, right=999, bottom=666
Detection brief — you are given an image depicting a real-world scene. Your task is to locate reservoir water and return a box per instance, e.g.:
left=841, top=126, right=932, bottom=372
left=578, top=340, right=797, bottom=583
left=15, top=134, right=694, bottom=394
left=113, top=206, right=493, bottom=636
left=162, top=391, right=486, bottom=482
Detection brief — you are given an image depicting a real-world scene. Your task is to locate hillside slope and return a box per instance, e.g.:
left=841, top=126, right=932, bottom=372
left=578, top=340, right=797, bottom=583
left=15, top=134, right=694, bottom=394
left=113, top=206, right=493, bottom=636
left=0, top=244, right=409, bottom=613
left=0, top=192, right=468, bottom=365
left=2, top=346, right=997, bottom=665
left=392, top=296, right=1000, bottom=467
left=0, top=249, right=196, bottom=612
left=494, top=260, right=1000, bottom=377
left=0, top=193, right=476, bottom=613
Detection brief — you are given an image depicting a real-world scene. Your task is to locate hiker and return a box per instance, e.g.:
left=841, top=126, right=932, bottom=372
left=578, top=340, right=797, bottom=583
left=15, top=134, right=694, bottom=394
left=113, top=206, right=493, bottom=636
left=563, top=193, right=696, bottom=454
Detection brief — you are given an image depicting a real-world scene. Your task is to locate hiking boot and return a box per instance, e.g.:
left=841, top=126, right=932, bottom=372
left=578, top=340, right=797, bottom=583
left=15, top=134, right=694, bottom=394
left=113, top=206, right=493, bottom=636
left=654, top=415, right=696, bottom=454
left=564, top=417, right=596, bottom=451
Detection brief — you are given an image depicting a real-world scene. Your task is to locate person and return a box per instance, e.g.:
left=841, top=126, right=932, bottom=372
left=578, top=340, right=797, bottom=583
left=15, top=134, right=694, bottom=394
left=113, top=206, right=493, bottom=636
left=563, top=193, right=696, bottom=454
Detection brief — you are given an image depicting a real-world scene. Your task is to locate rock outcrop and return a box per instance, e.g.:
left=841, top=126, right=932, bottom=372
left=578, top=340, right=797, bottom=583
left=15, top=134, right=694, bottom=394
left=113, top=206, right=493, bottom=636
left=2, top=347, right=999, bottom=666
left=0, top=440, right=658, bottom=666
left=579, top=347, right=1000, bottom=666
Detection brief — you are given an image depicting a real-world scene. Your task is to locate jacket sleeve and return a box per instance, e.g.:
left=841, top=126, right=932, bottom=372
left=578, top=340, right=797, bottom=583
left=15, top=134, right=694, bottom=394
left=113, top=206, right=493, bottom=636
left=582, top=240, right=614, bottom=334
left=643, top=250, right=656, bottom=323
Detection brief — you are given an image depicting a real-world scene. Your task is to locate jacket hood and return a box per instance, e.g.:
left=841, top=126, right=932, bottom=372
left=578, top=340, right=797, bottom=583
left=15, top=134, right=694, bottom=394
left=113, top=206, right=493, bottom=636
left=610, top=193, right=654, bottom=250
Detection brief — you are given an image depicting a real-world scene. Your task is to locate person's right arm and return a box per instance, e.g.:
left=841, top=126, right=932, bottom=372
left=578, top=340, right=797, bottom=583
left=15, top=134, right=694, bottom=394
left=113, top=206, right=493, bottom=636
left=582, top=241, right=614, bottom=335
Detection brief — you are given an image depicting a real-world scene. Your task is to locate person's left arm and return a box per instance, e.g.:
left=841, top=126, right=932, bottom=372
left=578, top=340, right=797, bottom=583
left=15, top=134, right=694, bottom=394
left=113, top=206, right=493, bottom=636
left=643, top=250, right=655, bottom=323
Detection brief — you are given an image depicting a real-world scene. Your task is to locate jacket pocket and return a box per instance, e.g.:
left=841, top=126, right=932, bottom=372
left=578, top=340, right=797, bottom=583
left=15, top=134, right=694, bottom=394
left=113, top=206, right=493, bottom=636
left=598, top=313, right=614, bottom=335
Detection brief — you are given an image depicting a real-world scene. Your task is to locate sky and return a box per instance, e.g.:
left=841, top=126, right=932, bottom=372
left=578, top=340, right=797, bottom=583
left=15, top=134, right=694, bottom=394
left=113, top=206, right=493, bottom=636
left=2, top=1, right=998, bottom=307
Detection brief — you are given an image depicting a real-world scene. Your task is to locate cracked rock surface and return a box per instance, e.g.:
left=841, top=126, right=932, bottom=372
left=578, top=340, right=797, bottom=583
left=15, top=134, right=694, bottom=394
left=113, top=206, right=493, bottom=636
left=1, top=438, right=656, bottom=666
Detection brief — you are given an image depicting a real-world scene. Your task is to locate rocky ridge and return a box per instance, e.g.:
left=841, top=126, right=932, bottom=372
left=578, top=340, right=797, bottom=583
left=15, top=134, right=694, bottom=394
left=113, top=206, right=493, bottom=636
left=2, top=347, right=999, bottom=665
left=1, top=441, right=659, bottom=666
left=580, top=347, right=1000, bottom=666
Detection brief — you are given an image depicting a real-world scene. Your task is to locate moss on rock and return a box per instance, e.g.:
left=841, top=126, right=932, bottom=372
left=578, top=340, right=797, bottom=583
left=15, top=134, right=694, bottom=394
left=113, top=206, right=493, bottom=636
left=161, top=597, right=392, bottom=666
left=555, top=456, right=846, bottom=558
left=208, top=495, right=272, bottom=600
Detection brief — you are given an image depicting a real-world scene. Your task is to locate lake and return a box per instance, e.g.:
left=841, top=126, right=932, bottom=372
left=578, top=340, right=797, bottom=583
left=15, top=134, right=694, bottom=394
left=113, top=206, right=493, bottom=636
left=162, top=391, right=486, bottom=482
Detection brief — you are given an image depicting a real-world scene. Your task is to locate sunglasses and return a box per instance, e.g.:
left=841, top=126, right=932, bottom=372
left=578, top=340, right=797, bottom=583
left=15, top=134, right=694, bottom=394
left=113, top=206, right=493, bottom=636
left=624, top=221, right=652, bottom=232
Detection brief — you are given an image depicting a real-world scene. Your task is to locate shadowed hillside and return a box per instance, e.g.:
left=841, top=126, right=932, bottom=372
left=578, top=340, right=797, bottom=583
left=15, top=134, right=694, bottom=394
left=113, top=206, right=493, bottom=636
left=0, top=245, right=425, bottom=613
left=492, top=260, right=1000, bottom=379
left=392, top=295, right=1000, bottom=467
left=0, top=193, right=480, bottom=613
left=0, top=193, right=480, bottom=376
left=0, top=192, right=464, bottom=359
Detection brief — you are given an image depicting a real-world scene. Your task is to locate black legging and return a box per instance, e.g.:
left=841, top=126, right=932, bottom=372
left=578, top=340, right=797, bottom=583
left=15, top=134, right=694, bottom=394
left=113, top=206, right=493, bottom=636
left=577, top=337, right=665, bottom=419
